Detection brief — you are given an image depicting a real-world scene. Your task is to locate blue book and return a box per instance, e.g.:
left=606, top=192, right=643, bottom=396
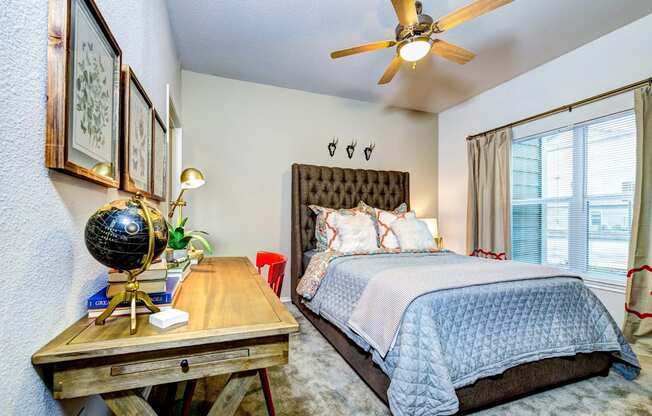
left=88, top=276, right=180, bottom=309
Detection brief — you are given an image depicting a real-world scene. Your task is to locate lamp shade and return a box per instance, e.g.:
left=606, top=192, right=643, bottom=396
left=419, top=218, right=439, bottom=238
left=91, top=162, right=113, bottom=178
left=398, top=36, right=431, bottom=62
left=180, top=168, right=205, bottom=189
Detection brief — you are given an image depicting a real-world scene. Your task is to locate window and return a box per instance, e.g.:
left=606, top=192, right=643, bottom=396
left=511, top=110, right=636, bottom=283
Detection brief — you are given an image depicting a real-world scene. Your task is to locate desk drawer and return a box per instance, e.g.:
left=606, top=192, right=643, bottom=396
left=110, top=349, right=250, bottom=376
left=52, top=336, right=289, bottom=399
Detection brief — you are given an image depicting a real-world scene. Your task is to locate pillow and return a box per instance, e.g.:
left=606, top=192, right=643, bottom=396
left=332, top=212, right=378, bottom=252
left=309, top=205, right=364, bottom=251
left=391, top=218, right=436, bottom=250
left=359, top=201, right=414, bottom=249
left=358, top=201, right=408, bottom=215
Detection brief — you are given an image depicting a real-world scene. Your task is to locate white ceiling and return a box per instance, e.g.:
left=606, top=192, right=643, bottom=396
left=166, top=0, right=652, bottom=113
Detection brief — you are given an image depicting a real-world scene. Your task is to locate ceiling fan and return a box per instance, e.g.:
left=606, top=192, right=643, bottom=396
left=330, top=0, right=513, bottom=85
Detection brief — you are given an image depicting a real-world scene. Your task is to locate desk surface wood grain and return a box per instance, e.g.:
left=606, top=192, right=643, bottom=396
left=32, top=257, right=299, bottom=365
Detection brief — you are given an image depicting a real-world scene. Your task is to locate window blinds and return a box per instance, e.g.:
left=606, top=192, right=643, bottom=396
left=511, top=110, right=636, bottom=282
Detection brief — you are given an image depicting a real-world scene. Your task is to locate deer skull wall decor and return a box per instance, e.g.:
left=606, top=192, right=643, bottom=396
left=327, top=137, right=338, bottom=157
left=346, top=140, right=357, bottom=159
left=363, top=142, right=375, bottom=161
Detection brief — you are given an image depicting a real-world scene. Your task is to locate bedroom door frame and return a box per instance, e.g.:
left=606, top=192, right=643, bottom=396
left=166, top=84, right=183, bottom=219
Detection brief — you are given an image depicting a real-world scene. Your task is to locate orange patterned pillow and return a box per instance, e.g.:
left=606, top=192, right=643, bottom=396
left=376, top=210, right=416, bottom=248
left=358, top=201, right=414, bottom=249
left=309, top=205, right=364, bottom=251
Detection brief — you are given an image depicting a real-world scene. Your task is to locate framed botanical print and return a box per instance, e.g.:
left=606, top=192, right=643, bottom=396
left=151, top=110, right=168, bottom=201
left=46, top=0, right=122, bottom=187
left=121, top=65, right=153, bottom=196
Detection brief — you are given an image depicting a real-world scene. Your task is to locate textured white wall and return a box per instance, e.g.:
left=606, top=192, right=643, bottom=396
left=437, top=13, right=652, bottom=323
left=0, top=1, right=180, bottom=415
left=181, top=70, right=438, bottom=299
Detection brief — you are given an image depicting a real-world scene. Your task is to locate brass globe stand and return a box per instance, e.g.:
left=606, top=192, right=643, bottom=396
left=95, top=194, right=160, bottom=334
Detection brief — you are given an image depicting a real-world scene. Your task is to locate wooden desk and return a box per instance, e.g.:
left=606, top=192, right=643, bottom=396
left=32, top=257, right=299, bottom=415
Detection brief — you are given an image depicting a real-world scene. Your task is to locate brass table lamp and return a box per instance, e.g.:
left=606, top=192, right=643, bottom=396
left=168, top=167, right=206, bottom=220
left=91, top=161, right=113, bottom=178
left=420, top=217, right=444, bottom=250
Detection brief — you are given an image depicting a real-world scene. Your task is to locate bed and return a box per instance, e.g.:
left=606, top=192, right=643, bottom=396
left=290, top=163, right=638, bottom=415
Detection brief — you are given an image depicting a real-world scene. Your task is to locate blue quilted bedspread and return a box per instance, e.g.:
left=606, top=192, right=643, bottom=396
left=304, top=252, right=640, bottom=416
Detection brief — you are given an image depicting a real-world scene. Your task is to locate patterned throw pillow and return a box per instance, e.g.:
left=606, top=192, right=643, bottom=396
left=377, top=210, right=416, bottom=248
left=358, top=201, right=408, bottom=216
left=358, top=201, right=414, bottom=249
left=309, top=205, right=364, bottom=251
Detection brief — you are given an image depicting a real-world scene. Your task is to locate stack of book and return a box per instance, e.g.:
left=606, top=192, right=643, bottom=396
left=107, top=259, right=168, bottom=297
left=87, top=260, right=182, bottom=319
left=167, top=258, right=192, bottom=282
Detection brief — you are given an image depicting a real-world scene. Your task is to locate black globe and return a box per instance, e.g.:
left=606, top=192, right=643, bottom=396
left=85, top=198, right=168, bottom=271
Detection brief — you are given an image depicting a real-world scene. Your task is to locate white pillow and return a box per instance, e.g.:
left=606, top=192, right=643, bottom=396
left=332, top=213, right=378, bottom=252
left=391, top=218, right=436, bottom=250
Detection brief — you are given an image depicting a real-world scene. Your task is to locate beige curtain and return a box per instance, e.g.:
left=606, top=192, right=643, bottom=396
left=624, top=86, right=652, bottom=355
left=466, top=128, right=512, bottom=260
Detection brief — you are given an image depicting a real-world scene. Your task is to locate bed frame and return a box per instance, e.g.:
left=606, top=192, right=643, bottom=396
left=290, top=163, right=611, bottom=413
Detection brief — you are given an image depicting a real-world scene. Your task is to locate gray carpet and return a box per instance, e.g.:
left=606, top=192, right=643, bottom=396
left=189, top=304, right=652, bottom=415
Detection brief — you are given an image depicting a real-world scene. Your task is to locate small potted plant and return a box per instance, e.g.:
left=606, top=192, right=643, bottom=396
left=166, top=216, right=213, bottom=261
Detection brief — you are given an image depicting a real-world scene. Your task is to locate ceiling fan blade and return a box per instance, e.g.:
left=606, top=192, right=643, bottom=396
left=391, top=0, right=418, bottom=27
left=378, top=56, right=402, bottom=85
left=330, top=41, right=396, bottom=59
left=431, top=40, right=475, bottom=64
left=436, top=0, right=512, bottom=32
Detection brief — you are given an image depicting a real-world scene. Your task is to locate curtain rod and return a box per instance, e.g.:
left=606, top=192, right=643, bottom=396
left=466, top=76, right=652, bottom=141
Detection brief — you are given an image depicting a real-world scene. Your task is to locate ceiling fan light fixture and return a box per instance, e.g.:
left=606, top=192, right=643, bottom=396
left=398, top=36, right=431, bottom=62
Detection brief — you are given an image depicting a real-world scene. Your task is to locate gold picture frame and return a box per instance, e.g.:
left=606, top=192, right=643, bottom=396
left=46, top=0, right=122, bottom=187
left=121, top=65, right=154, bottom=197
left=150, top=110, right=168, bottom=201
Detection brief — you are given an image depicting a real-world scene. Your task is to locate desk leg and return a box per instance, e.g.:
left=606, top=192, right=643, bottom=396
left=207, top=370, right=257, bottom=416
left=102, top=390, right=158, bottom=416
left=181, top=379, right=197, bottom=416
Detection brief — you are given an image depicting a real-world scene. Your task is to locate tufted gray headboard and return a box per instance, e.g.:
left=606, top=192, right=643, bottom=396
left=290, top=163, right=410, bottom=304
